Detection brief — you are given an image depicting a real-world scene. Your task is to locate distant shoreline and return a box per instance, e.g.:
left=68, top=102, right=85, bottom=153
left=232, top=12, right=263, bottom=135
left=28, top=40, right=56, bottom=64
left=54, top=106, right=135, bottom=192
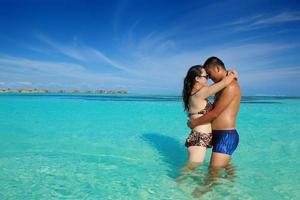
left=0, top=89, right=299, bottom=98
left=0, top=88, right=128, bottom=94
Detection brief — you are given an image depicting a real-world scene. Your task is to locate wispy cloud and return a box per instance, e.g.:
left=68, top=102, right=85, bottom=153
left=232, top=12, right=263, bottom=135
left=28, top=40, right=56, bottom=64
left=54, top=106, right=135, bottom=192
left=241, top=66, right=300, bottom=83
left=34, top=34, right=135, bottom=73
left=0, top=55, right=85, bottom=76
left=35, top=34, right=87, bottom=61
left=0, top=55, right=137, bottom=89
left=217, top=11, right=300, bottom=31
left=253, top=11, right=300, bottom=25
left=116, top=37, right=300, bottom=94
left=1, top=2, right=300, bottom=95
left=6, top=22, right=300, bottom=94
left=239, top=66, right=300, bottom=95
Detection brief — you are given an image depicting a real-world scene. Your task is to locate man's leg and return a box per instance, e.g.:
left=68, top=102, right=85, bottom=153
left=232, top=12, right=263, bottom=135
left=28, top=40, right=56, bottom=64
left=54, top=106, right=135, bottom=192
left=210, top=152, right=231, bottom=168
left=191, top=152, right=231, bottom=197
left=192, top=129, right=239, bottom=197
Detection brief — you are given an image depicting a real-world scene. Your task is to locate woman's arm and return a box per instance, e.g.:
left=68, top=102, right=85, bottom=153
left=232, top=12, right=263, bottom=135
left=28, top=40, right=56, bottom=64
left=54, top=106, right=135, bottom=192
left=198, top=70, right=237, bottom=99
left=188, top=82, right=238, bottom=128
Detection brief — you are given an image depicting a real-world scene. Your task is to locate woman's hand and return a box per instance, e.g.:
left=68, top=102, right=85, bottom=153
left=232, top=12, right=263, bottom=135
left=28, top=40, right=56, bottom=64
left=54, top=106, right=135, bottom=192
left=223, top=69, right=238, bottom=84
left=227, top=69, right=238, bottom=80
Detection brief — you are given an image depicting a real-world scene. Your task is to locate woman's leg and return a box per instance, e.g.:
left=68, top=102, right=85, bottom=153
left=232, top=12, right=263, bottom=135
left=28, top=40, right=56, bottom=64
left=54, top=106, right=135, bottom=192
left=182, top=146, right=206, bottom=172
left=176, top=146, right=206, bottom=182
left=188, top=146, right=207, bottom=163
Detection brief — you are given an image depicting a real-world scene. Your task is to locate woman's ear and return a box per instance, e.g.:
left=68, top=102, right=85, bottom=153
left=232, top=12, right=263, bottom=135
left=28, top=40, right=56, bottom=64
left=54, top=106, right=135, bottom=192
left=195, top=76, right=201, bottom=82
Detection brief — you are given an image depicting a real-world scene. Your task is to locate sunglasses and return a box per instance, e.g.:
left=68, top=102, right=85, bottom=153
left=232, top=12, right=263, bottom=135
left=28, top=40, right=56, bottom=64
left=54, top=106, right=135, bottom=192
left=200, top=74, right=209, bottom=79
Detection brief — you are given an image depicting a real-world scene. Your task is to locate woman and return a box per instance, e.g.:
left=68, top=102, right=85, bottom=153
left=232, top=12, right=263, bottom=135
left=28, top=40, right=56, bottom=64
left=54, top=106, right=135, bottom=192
left=181, top=65, right=237, bottom=172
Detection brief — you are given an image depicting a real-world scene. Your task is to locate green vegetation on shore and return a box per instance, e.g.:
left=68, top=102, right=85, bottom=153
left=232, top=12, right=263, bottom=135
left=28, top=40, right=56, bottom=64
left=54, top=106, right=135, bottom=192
left=0, top=88, right=128, bottom=94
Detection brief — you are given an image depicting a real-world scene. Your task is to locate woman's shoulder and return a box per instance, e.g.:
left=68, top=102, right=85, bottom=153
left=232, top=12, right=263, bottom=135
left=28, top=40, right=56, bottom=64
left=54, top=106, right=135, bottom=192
left=191, top=86, right=209, bottom=98
left=189, top=93, right=207, bottom=104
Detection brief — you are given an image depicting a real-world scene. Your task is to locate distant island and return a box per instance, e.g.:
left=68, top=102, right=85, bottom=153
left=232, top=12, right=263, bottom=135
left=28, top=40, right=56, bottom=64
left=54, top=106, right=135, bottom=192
left=0, top=88, right=128, bottom=94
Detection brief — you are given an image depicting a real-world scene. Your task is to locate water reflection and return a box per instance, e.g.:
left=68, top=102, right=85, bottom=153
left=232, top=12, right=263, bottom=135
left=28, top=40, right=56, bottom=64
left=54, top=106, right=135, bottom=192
left=176, top=162, right=237, bottom=198
left=141, top=133, right=186, bottom=179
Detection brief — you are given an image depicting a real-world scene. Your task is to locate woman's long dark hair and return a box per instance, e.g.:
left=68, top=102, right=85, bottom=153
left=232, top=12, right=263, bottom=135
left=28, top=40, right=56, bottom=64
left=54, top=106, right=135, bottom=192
left=182, top=65, right=203, bottom=113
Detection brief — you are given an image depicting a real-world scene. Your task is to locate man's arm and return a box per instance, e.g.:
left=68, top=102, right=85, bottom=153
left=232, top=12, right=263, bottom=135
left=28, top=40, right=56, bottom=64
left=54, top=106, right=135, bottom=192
left=188, top=82, right=237, bottom=128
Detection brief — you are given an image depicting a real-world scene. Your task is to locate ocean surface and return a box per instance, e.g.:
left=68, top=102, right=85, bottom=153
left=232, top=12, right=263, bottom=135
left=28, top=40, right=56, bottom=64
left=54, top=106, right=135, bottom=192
left=0, top=94, right=299, bottom=200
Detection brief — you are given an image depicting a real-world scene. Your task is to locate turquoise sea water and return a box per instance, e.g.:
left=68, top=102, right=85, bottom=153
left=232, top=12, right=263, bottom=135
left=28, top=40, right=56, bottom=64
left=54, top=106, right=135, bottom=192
left=0, top=94, right=299, bottom=200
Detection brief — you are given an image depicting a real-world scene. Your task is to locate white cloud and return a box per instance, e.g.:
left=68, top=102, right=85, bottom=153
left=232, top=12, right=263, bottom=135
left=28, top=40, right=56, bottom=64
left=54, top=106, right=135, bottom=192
left=240, top=66, right=300, bottom=84
left=3, top=6, right=300, bottom=95
left=0, top=55, right=137, bottom=90
left=6, top=29, right=299, bottom=94
left=115, top=38, right=300, bottom=95
left=35, top=34, right=135, bottom=74
left=16, top=81, right=32, bottom=85
left=222, top=11, right=300, bottom=31
left=253, top=11, right=300, bottom=25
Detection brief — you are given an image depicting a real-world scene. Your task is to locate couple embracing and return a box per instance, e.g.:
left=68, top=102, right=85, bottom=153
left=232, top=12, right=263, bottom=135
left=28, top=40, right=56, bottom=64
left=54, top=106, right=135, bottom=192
left=181, top=56, right=241, bottom=174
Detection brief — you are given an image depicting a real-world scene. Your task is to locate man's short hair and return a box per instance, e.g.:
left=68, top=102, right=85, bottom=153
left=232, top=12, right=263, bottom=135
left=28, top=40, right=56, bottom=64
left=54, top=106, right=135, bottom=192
left=203, top=56, right=226, bottom=70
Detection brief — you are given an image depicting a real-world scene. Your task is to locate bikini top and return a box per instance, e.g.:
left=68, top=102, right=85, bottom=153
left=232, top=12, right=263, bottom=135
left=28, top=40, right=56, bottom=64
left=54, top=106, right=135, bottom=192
left=188, top=98, right=213, bottom=118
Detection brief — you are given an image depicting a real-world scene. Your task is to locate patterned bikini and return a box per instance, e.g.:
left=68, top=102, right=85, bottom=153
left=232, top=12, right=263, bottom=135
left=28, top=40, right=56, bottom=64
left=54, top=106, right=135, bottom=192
left=185, top=99, right=213, bottom=148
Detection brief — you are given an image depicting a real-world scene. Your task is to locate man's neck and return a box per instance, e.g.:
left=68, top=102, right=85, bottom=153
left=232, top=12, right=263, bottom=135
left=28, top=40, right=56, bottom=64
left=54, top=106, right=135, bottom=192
left=216, top=70, right=227, bottom=82
left=220, top=70, right=228, bottom=79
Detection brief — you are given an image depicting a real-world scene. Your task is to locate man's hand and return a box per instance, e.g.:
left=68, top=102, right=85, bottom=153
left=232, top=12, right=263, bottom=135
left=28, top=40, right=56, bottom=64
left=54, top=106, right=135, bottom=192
left=187, top=118, right=197, bottom=129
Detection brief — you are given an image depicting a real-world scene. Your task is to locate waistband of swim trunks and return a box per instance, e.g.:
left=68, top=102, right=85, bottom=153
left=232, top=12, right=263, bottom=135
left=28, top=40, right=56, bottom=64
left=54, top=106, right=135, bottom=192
left=212, top=129, right=237, bottom=133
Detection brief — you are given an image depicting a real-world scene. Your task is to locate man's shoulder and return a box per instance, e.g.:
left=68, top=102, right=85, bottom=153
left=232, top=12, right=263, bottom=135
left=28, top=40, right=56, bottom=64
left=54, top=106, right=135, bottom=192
left=223, top=80, right=241, bottom=95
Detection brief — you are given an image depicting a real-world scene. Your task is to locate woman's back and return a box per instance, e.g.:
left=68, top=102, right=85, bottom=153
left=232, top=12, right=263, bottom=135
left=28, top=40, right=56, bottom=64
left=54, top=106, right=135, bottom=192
left=188, top=94, right=212, bottom=133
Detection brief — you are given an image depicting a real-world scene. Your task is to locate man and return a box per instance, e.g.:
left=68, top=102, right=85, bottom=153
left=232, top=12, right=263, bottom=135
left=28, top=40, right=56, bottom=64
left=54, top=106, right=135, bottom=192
left=188, top=56, right=241, bottom=168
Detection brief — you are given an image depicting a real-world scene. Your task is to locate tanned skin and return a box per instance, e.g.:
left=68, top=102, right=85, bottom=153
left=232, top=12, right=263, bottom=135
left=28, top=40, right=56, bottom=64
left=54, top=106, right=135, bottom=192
left=188, top=64, right=241, bottom=167
left=187, top=64, right=241, bottom=197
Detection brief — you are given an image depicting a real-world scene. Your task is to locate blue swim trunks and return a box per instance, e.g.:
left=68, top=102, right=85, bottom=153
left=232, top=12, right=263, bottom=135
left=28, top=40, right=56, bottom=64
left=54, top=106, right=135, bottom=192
left=212, top=129, right=239, bottom=156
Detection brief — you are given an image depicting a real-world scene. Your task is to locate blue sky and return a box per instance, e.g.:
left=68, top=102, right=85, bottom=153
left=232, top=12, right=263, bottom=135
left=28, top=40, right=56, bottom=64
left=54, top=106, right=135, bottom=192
left=0, top=0, right=300, bottom=95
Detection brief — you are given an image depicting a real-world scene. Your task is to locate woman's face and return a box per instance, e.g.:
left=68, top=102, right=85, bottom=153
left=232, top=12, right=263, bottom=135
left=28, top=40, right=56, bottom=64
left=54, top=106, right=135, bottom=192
left=195, top=68, right=208, bottom=84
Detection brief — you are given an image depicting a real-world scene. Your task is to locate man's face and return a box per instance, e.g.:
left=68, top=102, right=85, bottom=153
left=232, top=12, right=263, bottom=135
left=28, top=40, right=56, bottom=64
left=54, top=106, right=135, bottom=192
left=204, top=66, right=220, bottom=83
